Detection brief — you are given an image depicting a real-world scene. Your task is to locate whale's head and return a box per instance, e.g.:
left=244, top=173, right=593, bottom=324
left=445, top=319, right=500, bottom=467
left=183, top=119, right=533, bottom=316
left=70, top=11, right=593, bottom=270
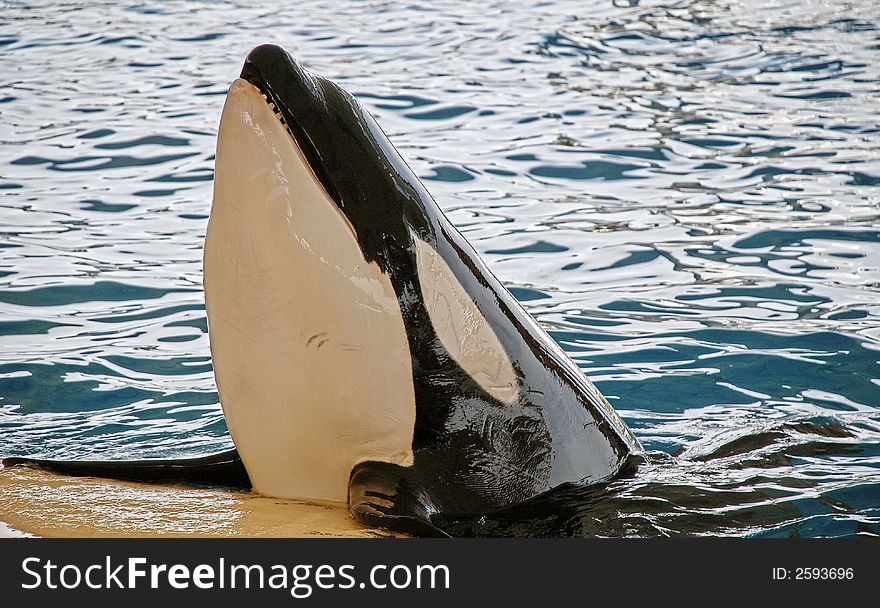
left=204, top=45, right=423, bottom=503
left=235, top=44, right=435, bottom=266
left=205, top=44, right=641, bottom=509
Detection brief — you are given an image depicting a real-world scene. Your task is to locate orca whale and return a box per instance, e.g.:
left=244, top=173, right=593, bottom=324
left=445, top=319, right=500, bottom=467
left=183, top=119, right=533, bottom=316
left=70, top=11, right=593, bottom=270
left=3, top=44, right=641, bottom=537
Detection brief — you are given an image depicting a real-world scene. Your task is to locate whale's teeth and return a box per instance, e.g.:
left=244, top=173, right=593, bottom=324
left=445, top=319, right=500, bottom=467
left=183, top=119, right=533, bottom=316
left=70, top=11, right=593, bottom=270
left=263, top=96, right=289, bottom=131
left=261, top=95, right=286, bottom=125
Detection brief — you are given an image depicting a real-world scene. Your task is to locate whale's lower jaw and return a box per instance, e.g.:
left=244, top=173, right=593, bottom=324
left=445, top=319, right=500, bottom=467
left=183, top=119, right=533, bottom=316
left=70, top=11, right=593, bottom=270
left=204, top=78, right=416, bottom=503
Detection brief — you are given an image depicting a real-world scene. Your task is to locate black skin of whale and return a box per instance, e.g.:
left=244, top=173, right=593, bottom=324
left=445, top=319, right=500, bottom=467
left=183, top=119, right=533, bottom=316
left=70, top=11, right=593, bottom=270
left=3, top=45, right=640, bottom=537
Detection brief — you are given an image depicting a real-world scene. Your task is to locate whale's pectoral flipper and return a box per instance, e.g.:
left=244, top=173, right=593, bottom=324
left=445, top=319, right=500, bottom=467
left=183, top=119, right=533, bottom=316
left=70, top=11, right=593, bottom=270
left=348, top=461, right=450, bottom=538
left=1, top=448, right=252, bottom=490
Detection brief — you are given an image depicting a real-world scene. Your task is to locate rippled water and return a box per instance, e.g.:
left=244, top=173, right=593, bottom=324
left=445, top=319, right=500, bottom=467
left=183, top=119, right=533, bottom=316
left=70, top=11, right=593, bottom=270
left=2, top=0, right=879, bottom=537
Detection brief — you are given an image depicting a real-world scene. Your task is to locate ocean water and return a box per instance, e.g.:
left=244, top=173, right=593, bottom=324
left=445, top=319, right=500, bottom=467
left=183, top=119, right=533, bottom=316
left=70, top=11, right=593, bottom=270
left=1, top=0, right=879, bottom=537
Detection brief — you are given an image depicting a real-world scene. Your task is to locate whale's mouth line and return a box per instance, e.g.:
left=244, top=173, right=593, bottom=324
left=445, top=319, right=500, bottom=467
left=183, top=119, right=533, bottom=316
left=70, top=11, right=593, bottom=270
left=239, top=60, right=345, bottom=212
left=244, top=74, right=291, bottom=132
left=260, top=88, right=289, bottom=129
left=241, top=68, right=297, bottom=139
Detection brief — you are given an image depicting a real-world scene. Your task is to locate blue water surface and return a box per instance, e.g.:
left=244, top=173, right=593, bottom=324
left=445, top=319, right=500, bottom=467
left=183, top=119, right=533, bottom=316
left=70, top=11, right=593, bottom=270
left=1, top=0, right=879, bottom=537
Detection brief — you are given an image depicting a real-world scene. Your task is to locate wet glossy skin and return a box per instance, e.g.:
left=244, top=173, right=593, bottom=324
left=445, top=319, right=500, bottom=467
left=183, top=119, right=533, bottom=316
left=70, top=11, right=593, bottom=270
left=3, top=45, right=641, bottom=537
left=237, top=45, right=641, bottom=531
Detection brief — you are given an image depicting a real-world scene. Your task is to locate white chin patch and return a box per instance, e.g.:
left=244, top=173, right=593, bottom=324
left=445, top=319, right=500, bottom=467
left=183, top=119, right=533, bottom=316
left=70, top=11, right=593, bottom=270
left=204, top=78, right=415, bottom=503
